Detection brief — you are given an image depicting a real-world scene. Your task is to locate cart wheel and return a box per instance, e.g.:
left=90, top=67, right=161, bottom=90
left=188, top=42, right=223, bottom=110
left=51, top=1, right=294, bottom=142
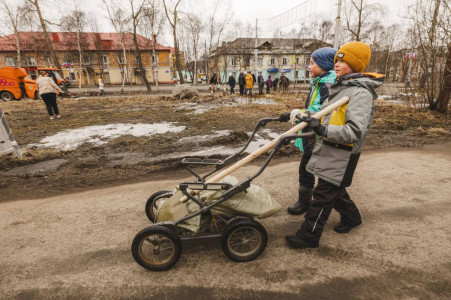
left=131, top=225, right=182, bottom=271
left=145, top=190, right=173, bottom=222
left=221, top=218, right=267, bottom=262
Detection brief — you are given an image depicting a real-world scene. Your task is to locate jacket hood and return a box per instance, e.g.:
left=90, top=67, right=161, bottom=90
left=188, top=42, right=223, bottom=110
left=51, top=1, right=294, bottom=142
left=335, top=75, right=383, bottom=99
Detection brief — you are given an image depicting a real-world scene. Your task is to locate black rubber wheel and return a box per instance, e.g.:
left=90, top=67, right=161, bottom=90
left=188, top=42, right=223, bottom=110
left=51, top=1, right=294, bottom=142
left=221, top=218, right=267, bottom=262
left=131, top=225, right=182, bottom=271
left=1, top=91, right=14, bottom=101
left=145, top=190, right=173, bottom=222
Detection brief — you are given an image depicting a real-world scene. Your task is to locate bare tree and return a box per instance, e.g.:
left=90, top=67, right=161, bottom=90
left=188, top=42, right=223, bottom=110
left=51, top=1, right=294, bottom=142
left=127, top=0, right=152, bottom=92
left=181, top=12, right=203, bottom=85
left=205, top=0, right=233, bottom=81
left=26, top=0, right=63, bottom=76
left=0, top=0, right=27, bottom=67
left=61, top=8, right=89, bottom=91
left=141, top=0, right=165, bottom=91
left=343, top=0, right=386, bottom=42
left=103, top=0, right=131, bottom=93
left=437, top=42, right=450, bottom=112
left=89, top=18, right=106, bottom=83
left=407, top=0, right=450, bottom=110
left=162, top=0, right=184, bottom=84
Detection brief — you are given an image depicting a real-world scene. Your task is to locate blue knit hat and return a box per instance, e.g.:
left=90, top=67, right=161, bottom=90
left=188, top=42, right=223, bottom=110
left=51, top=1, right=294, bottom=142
left=311, top=47, right=337, bottom=71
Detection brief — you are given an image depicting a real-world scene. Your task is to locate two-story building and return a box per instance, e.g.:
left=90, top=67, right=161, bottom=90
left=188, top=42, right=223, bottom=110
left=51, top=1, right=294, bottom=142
left=210, top=38, right=332, bottom=83
left=0, top=31, right=174, bottom=85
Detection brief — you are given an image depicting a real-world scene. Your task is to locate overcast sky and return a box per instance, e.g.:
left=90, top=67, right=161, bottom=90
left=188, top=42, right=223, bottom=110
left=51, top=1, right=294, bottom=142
left=1, top=0, right=412, bottom=46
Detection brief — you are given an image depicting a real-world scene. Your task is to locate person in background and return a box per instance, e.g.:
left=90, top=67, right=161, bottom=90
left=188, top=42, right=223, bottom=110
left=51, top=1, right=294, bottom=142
left=272, top=77, right=279, bottom=92
left=238, top=72, right=245, bottom=95
left=266, top=75, right=273, bottom=94
left=209, top=73, right=218, bottom=94
left=98, top=78, right=105, bottom=96
left=36, top=71, right=63, bottom=120
left=227, top=75, right=236, bottom=95
left=281, top=73, right=290, bottom=92
left=245, top=71, right=254, bottom=96
left=257, top=73, right=265, bottom=95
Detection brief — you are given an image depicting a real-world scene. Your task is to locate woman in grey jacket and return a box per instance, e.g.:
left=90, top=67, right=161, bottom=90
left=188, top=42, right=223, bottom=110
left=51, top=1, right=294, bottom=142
left=285, top=42, right=383, bottom=249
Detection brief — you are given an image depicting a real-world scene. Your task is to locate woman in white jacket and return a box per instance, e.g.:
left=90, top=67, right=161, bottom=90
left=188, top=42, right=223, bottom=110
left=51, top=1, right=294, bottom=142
left=36, top=71, right=63, bottom=120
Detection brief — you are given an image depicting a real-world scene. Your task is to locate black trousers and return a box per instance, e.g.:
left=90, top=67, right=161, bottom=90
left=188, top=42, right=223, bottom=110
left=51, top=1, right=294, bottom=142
left=41, top=93, right=59, bottom=116
left=230, top=86, right=235, bottom=94
left=258, top=83, right=264, bottom=95
left=296, top=178, right=362, bottom=243
left=239, top=84, right=245, bottom=95
left=266, top=85, right=271, bottom=93
left=298, top=151, right=315, bottom=189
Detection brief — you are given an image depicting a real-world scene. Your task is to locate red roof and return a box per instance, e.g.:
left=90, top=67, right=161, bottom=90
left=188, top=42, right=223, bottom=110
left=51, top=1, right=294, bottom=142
left=0, top=32, right=172, bottom=52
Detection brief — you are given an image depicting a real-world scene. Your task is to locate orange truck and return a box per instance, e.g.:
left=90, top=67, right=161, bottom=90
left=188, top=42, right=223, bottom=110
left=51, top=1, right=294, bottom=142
left=0, top=67, right=38, bottom=101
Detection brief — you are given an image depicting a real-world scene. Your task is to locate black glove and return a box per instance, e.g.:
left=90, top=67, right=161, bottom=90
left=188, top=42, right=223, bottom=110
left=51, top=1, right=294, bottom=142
left=279, top=112, right=291, bottom=122
left=302, top=116, right=327, bottom=136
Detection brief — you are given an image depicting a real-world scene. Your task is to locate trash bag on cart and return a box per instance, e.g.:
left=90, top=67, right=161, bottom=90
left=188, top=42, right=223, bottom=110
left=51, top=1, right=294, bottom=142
left=156, top=175, right=282, bottom=233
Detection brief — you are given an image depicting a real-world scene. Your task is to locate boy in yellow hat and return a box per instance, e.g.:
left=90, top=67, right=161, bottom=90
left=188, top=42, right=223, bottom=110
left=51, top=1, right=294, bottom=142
left=285, top=41, right=383, bottom=249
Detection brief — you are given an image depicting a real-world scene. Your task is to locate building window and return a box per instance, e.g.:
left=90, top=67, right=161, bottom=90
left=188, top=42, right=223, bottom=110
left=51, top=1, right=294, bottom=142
left=118, top=55, right=125, bottom=64
left=231, top=57, right=237, bottom=66
left=26, top=56, right=36, bottom=66
left=270, top=57, right=275, bottom=65
left=6, top=56, right=15, bottom=66
left=282, top=57, right=288, bottom=65
left=83, top=56, right=91, bottom=65
left=305, top=57, right=310, bottom=66
left=295, top=70, right=299, bottom=78
left=102, top=55, right=109, bottom=66
left=295, top=57, right=300, bottom=64
left=69, top=72, right=76, bottom=80
left=258, top=56, right=263, bottom=66
left=245, top=57, right=250, bottom=66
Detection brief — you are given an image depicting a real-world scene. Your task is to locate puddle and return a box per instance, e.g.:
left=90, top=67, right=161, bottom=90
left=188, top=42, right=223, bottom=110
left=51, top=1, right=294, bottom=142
left=29, top=122, right=186, bottom=151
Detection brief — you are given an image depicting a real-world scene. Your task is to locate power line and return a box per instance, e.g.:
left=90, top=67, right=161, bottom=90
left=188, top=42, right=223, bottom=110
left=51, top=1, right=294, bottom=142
left=265, top=0, right=317, bottom=32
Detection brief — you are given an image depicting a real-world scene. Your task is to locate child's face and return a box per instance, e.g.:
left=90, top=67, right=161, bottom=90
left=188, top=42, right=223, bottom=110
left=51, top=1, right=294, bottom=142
left=308, top=59, right=325, bottom=78
left=334, top=60, right=353, bottom=78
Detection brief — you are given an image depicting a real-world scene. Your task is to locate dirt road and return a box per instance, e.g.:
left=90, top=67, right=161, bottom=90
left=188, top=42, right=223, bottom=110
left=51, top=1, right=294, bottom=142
left=1, top=144, right=450, bottom=299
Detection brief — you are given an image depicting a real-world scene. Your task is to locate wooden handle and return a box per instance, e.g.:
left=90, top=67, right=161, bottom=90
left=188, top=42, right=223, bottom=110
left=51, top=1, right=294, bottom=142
left=179, top=96, right=350, bottom=202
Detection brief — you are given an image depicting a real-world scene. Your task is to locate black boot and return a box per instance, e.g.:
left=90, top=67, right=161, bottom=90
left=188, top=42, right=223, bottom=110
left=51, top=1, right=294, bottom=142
left=285, top=234, right=319, bottom=249
left=333, top=220, right=362, bottom=233
left=287, top=186, right=313, bottom=215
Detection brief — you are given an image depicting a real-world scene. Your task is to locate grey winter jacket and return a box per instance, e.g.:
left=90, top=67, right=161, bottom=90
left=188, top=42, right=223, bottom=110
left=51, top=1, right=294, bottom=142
left=306, top=74, right=382, bottom=186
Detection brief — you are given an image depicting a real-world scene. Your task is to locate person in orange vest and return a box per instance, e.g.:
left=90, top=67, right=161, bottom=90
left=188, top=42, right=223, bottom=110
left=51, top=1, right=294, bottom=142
left=244, top=71, right=253, bottom=96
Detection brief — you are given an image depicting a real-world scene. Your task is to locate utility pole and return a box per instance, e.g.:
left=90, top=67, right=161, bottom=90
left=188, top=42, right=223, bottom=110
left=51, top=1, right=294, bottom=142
left=333, top=0, right=342, bottom=49
left=254, top=19, right=258, bottom=76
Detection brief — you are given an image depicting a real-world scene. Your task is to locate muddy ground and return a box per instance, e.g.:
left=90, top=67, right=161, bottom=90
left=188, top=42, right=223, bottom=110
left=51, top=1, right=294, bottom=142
left=0, top=144, right=450, bottom=299
left=1, top=92, right=449, bottom=203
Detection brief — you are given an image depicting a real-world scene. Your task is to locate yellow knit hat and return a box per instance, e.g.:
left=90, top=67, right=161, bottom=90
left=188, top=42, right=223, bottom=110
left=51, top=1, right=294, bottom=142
left=334, top=42, right=371, bottom=73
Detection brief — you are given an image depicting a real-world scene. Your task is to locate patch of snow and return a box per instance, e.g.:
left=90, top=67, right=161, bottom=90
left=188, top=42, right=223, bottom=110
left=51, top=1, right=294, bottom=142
left=177, top=96, right=276, bottom=114
left=29, top=122, right=186, bottom=151
left=233, top=97, right=276, bottom=105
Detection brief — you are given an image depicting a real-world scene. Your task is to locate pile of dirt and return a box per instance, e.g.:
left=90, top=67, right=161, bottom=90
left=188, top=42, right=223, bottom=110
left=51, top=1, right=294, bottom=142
left=0, top=94, right=449, bottom=202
